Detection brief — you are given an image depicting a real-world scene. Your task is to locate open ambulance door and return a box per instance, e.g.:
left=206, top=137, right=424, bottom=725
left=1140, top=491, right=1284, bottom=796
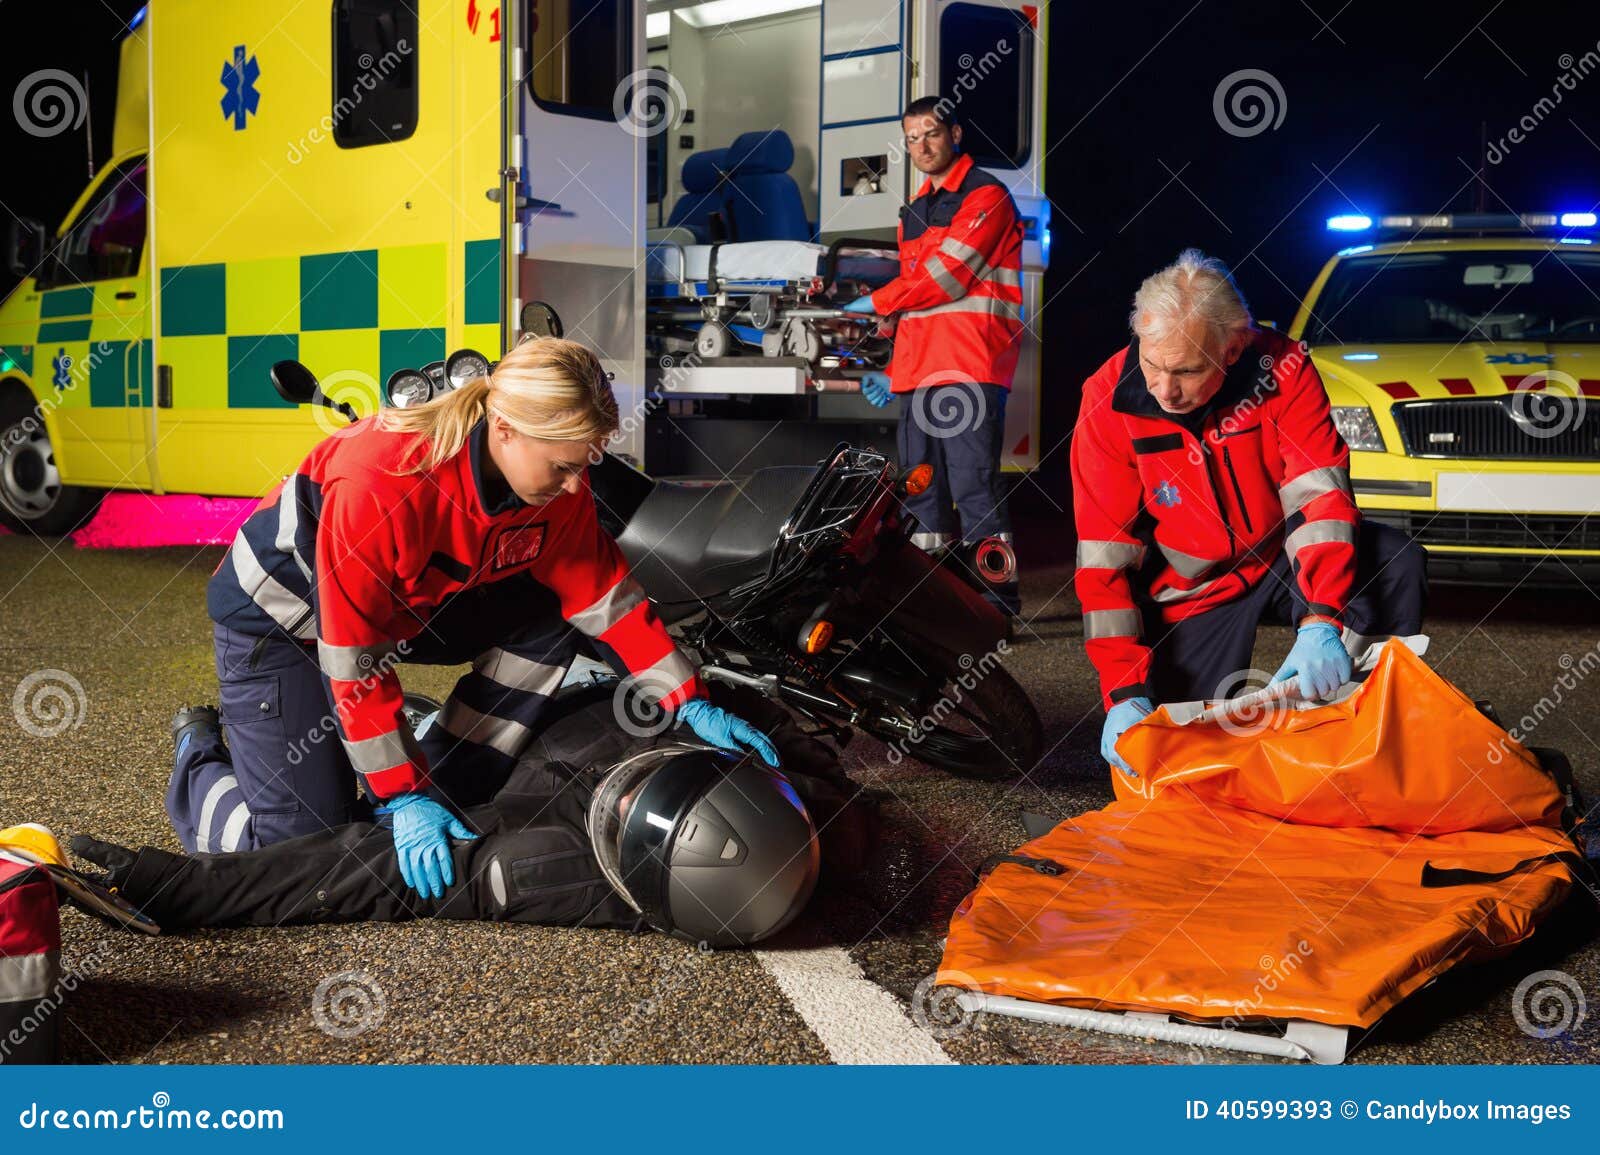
left=911, top=0, right=1048, bottom=471
left=508, top=1, right=647, bottom=463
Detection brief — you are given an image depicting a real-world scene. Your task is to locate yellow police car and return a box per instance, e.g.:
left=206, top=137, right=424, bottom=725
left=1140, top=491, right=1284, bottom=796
left=1290, top=212, right=1600, bottom=583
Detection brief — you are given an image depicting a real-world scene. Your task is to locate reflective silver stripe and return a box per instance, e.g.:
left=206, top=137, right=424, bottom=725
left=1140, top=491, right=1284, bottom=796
left=903, top=296, right=1024, bottom=323
left=937, top=237, right=1024, bottom=290
left=217, top=801, right=252, bottom=853
left=911, top=531, right=955, bottom=552
left=475, top=648, right=567, bottom=697
left=230, top=530, right=317, bottom=640
left=568, top=577, right=647, bottom=637
left=274, top=483, right=312, bottom=583
left=926, top=253, right=966, bottom=298
left=342, top=727, right=418, bottom=777
left=1278, top=466, right=1352, bottom=518
left=195, top=774, right=239, bottom=854
left=436, top=701, right=532, bottom=761
left=1285, top=518, right=1358, bottom=564
left=0, top=952, right=58, bottom=1003
left=1075, top=539, right=1145, bottom=570
left=1158, top=543, right=1216, bottom=580
left=637, top=648, right=699, bottom=701
left=1082, top=609, right=1141, bottom=640
left=1153, top=577, right=1219, bottom=604
left=317, top=640, right=397, bottom=682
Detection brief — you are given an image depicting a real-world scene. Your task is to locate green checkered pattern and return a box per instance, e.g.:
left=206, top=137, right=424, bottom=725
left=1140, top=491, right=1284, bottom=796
left=157, top=240, right=502, bottom=409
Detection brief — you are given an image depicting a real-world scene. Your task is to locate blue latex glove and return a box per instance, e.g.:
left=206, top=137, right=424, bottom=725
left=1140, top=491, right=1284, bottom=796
left=860, top=371, right=893, bottom=407
left=676, top=698, right=781, bottom=767
left=1271, top=621, right=1352, bottom=702
left=1100, top=696, right=1153, bottom=777
left=385, top=792, right=476, bottom=901
left=841, top=295, right=877, bottom=314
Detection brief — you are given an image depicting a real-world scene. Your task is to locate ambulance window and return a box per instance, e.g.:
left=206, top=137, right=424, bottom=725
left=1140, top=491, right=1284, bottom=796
left=938, top=4, right=1035, bottom=169
left=526, top=0, right=634, bottom=119
left=52, top=159, right=146, bottom=285
left=332, top=0, right=420, bottom=148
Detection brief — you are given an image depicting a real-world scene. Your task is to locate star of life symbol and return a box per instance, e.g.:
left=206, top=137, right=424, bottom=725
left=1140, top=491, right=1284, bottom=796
left=220, top=45, right=260, bottom=131
left=1153, top=480, right=1182, bottom=507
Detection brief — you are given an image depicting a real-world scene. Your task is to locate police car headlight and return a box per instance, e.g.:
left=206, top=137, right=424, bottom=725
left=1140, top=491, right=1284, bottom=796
left=1330, top=406, right=1386, bottom=452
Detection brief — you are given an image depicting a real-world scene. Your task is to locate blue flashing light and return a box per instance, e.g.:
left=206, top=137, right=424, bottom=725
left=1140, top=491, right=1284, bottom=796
left=1337, top=244, right=1374, bottom=256
left=1327, top=214, right=1372, bottom=232
left=128, top=5, right=147, bottom=31
left=1559, top=212, right=1597, bottom=228
left=1342, top=353, right=1380, bottom=362
left=1560, top=237, right=1594, bottom=245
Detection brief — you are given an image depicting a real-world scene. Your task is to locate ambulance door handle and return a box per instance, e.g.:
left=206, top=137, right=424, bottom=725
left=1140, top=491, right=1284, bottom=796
left=115, top=290, right=137, bottom=300
left=156, top=364, right=173, bottom=408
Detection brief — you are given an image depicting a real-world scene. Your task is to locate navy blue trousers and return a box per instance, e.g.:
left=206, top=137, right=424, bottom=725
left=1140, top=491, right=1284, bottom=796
left=167, top=576, right=601, bottom=854
left=896, top=382, right=1019, bottom=613
left=1140, top=521, right=1428, bottom=705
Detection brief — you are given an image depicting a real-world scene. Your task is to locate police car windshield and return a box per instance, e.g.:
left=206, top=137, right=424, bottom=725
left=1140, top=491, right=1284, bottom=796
left=1305, top=250, right=1600, bottom=345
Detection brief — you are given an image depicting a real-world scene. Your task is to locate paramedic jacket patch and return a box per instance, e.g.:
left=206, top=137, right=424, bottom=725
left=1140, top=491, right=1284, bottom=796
left=206, top=417, right=703, bottom=799
left=871, top=153, right=1025, bottom=393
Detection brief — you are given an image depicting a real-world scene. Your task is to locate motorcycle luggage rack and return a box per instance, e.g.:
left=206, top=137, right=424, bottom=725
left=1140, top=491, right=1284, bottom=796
left=764, top=445, right=889, bottom=585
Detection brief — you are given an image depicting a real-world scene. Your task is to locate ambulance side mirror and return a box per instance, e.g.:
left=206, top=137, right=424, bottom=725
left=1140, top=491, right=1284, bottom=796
left=270, top=360, right=320, bottom=405
left=6, top=218, right=47, bottom=279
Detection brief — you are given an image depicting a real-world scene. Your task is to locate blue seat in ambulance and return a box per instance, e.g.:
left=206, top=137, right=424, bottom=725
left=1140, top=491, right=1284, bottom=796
left=665, top=147, right=734, bottom=243
left=725, top=130, right=811, bottom=242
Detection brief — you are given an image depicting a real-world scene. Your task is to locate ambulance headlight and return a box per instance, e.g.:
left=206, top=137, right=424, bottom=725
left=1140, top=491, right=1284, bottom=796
left=385, top=369, right=433, bottom=409
left=1330, top=406, right=1386, bottom=452
left=446, top=348, right=491, bottom=389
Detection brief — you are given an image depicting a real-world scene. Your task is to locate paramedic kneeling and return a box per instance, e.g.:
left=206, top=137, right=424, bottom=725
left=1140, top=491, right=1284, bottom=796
left=846, top=96, right=1026, bottom=616
left=1071, top=249, right=1427, bottom=775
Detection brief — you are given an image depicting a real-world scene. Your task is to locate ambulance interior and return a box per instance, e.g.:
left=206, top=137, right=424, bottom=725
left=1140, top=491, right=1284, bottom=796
left=596, top=0, right=1046, bottom=473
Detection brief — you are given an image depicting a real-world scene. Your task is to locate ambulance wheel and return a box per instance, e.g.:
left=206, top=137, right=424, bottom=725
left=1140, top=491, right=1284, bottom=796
left=863, top=655, right=1042, bottom=780
left=0, top=392, right=104, bottom=537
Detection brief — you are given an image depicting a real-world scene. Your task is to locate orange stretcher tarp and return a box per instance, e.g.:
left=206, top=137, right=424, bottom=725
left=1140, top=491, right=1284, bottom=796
left=939, top=640, right=1583, bottom=1028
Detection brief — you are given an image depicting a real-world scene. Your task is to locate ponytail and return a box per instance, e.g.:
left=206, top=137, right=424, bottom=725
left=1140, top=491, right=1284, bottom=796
left=376, top=337, right=619, bottom=475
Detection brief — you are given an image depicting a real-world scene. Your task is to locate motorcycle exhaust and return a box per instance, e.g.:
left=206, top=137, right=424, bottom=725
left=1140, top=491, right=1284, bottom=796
left=973, top=536, right=1017, bottom=585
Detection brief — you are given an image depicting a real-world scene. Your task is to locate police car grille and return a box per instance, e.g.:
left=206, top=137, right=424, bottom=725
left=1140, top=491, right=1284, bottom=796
left=1363, top=510, right=1600, bottom=551
left=1392, top=397, right=1600, bottom=461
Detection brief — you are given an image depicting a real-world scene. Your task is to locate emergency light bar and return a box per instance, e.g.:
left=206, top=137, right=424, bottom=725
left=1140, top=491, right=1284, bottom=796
left=1326, top=211, right=1599, bottom=234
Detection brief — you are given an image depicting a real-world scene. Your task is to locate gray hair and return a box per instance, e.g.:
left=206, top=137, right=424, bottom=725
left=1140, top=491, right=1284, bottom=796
left=1129, top=248, right=1253, bottom=347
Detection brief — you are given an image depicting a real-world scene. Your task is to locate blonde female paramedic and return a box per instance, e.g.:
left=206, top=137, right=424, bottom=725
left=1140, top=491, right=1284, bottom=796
left=166, top=337, right=778, bottom=899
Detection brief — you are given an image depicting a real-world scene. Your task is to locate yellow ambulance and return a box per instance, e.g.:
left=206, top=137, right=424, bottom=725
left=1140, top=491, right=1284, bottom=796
left=0, top=0, right=1050, bottom=535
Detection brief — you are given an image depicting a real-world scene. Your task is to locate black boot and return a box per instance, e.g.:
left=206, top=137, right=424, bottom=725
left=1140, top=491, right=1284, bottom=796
left=172, top=704, right=221, bottom=760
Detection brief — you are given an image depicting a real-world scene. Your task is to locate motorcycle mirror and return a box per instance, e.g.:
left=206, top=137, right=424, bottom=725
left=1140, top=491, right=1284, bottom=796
left=520, top=300, right=564, bottom=340
left=269, top=360, right=321, bottom=405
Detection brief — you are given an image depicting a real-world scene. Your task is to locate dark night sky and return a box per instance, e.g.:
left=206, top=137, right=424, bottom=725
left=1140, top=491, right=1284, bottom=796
left=1, top=0, right=1597, bottom=493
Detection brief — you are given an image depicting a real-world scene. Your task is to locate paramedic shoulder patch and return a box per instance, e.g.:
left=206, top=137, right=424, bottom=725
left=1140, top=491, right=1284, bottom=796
left=491, top=522, right=547, bottom=572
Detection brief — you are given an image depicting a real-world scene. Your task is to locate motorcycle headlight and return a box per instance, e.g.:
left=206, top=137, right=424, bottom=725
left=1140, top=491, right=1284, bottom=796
left=1330, top=406, right=1386, bottom=452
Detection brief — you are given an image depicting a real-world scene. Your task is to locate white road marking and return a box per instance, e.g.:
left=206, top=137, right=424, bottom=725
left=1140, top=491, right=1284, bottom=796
left=754, top=944, right=955, bottom=1065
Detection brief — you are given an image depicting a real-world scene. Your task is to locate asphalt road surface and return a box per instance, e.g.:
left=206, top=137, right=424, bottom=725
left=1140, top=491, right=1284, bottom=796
left=1, top=529, right=1596, bottom=1065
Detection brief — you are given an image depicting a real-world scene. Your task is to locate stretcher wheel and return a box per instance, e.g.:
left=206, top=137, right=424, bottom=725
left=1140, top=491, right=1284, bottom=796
left=695, top=321, right=731, bottom=359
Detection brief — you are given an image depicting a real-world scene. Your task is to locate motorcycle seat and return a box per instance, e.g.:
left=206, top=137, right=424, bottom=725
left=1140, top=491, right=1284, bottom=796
left=617, top=466, right=817, bottom=617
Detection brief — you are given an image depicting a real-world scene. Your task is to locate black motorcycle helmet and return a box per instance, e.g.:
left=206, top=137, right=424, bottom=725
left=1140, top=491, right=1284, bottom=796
left=586, top=743, right=820, bottom=948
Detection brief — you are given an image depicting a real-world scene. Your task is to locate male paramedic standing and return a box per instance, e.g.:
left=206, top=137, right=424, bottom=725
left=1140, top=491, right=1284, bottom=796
left=847, top=97, right=1026, bottom=618
left=1071, top=249, right=1428, bottom=775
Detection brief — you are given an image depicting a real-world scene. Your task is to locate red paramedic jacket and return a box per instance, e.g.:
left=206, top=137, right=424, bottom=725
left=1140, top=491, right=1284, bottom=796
left=1071, top=327, right=1360, bottom=709
left=208, top=418, right=704, bottom=799
left=869, top=152, right=1025, bottom=392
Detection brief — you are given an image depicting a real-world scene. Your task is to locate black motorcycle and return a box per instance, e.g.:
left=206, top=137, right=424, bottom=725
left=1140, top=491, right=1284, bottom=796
left=268, top=317, right=1041, bottom=780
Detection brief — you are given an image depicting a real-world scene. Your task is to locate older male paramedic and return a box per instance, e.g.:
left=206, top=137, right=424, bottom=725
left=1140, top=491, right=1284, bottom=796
left=1071, top=249, right=1427, bottom=774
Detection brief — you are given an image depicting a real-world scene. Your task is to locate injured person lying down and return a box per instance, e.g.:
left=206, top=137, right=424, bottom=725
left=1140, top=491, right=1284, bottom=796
left=69, top=687, right=874, bottom=949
